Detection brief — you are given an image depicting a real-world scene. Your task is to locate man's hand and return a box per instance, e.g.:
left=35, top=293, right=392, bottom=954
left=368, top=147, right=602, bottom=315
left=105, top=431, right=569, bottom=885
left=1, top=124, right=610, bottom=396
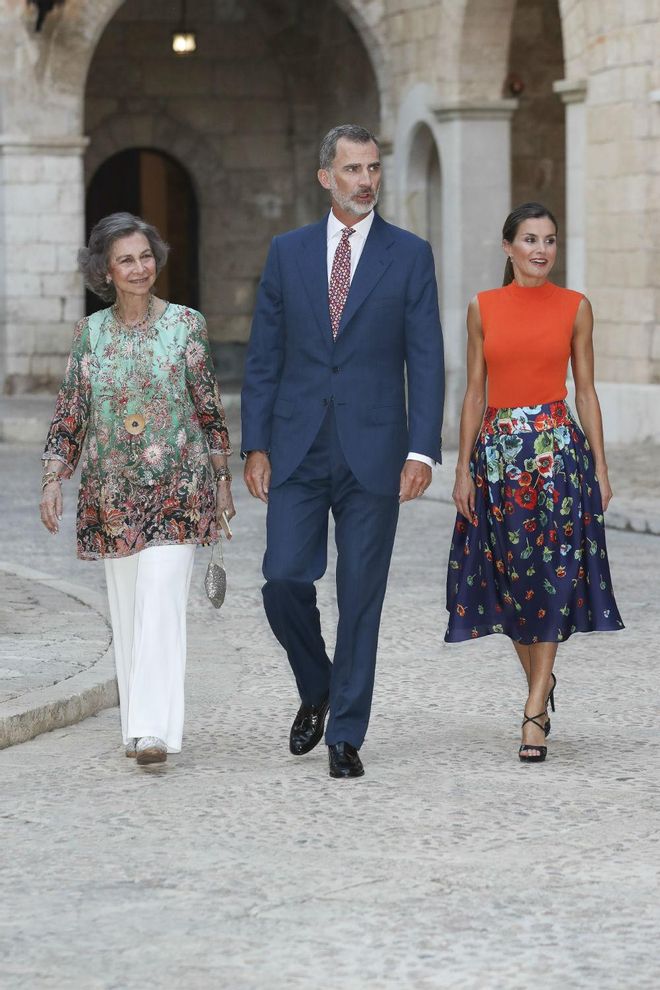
left=244, top=451, right=271, bottom=503
left=399, top=460, right=432, bottom=503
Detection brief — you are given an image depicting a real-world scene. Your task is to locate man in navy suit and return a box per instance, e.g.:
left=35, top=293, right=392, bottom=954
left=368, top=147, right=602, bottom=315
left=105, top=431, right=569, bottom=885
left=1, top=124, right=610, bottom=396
left=242, top=124, right=444, bottom=778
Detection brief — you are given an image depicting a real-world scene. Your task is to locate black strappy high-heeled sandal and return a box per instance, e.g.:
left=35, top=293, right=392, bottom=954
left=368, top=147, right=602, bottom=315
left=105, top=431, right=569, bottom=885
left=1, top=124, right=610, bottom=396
left=544, top=672, right=557, bottom=737
left=519, top=711, right=548, bottom=763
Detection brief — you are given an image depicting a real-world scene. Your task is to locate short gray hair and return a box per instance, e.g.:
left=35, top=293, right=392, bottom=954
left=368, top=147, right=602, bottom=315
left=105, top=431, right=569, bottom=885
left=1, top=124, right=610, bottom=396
left=78, top=212, right=170, bottom=303
left=319, top=124, right=380, bottom=170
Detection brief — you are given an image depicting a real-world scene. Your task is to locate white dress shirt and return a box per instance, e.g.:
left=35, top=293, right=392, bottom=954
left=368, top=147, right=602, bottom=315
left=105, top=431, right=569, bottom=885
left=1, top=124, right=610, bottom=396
left=327, top=208, right=374, bottom=282
left=326, top=209, right=435, bottom=471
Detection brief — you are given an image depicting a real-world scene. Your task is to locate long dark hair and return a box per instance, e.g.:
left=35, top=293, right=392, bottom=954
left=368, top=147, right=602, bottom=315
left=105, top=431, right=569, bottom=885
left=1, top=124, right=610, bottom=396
left=502, top=202, right=558, bottom=286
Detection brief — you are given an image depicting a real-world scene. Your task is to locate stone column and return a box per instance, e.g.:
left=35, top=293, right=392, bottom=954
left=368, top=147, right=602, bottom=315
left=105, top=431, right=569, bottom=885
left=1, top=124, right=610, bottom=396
left=553, top=79, right=587, bottom=293
left=0, top=135, right=88, bottom=395
left=431, top=99, right=518, bottom=444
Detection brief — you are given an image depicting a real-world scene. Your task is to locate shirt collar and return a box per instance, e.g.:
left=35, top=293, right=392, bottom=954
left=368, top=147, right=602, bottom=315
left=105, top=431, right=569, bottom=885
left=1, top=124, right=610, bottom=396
left=327, top=208, right=375, bottom=242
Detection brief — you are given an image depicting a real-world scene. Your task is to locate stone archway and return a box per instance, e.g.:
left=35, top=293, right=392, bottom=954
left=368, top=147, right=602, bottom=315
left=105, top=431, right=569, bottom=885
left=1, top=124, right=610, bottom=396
left=35, top=0, right=389, bottom=142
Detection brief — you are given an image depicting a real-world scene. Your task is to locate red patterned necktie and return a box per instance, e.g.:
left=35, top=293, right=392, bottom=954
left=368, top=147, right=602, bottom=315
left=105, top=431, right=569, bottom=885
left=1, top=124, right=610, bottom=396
left=328, top=226, right=354, bottom=339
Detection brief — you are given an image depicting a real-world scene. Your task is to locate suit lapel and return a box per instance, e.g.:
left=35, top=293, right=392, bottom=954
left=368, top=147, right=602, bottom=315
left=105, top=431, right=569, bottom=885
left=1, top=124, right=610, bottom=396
left=295, top=217, right=333, bottom=347
left=338, top=213, right=394, bottom=335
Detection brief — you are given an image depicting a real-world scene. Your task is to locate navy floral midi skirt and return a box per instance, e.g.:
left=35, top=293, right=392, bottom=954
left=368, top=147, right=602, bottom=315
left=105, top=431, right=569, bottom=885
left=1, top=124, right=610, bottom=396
left=445, top=401, right=624, bottom=644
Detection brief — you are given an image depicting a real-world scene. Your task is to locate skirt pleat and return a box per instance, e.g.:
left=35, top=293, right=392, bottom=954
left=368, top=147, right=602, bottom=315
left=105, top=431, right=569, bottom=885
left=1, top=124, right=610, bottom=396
left=445, top=401, right=624, bottom=644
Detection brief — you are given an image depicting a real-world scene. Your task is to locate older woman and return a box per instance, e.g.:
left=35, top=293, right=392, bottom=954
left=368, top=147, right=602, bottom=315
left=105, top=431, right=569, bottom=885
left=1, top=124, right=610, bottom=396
left=40, top=213, right=234, bottom=766
left=445, top=202, right=623, bottom=763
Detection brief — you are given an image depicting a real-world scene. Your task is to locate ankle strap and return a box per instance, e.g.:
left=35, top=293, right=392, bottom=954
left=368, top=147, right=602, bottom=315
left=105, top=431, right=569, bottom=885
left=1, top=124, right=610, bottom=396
left=522, top=711, right=547, bottom=731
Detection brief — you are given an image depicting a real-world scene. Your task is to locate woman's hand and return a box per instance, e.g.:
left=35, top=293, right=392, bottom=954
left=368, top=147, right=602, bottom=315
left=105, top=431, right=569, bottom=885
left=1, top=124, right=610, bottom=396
left=452, top=467, right=476, bottom=522
left=596, top=466, right=613, bottom=511
left=40, top=480, right=63, bottom=534
left=216, top=478, right=236, bottom=525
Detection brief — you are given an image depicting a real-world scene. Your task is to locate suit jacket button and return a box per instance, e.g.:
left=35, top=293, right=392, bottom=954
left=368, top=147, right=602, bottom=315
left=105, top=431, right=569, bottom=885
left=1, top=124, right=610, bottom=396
left=332, top=366, right=340, bottom=373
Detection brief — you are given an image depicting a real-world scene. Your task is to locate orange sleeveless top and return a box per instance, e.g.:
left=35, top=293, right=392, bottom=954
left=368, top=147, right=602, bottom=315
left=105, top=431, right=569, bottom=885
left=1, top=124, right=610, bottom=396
left=478, top=281, right=584, bottom=408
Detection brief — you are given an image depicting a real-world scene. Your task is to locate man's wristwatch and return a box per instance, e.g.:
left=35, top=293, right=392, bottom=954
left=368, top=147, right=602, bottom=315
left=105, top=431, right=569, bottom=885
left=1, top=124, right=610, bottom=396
left=215, top=466, right=232, bottom=483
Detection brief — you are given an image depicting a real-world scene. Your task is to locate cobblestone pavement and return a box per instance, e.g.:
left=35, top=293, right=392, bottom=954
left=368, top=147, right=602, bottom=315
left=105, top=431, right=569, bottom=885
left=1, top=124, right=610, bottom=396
left=1, top=421, right=659, bottom=989
left=0, top=572, right=110, bottom=703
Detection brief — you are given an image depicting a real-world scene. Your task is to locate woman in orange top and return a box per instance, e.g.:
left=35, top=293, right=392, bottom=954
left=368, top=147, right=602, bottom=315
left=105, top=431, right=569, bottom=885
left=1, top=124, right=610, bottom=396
left=445, top=202, right=623, bottom=763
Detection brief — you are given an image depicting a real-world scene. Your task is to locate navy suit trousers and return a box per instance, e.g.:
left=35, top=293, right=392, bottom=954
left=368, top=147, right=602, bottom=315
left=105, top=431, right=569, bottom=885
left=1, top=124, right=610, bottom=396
left=262, top=406, right=399, bottom=748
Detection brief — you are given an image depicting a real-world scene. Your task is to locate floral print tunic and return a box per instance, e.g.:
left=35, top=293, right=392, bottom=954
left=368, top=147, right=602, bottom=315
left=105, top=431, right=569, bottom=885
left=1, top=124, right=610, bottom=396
left=43, top=303, right=231, bottom=560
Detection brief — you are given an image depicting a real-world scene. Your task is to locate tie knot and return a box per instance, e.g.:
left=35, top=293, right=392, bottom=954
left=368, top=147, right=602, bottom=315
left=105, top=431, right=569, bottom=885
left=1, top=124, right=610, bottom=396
left=341, top=227, right=354, bottom=240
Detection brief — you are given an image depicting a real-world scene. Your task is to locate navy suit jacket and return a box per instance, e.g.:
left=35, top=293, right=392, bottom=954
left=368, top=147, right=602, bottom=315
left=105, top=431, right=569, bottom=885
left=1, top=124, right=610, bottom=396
left=241, top=212, right=445, bottom=496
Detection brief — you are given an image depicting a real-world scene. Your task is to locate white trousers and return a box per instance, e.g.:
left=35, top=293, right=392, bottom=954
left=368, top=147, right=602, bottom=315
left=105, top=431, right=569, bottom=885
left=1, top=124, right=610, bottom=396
left=104, top=544, right=195, bottom=753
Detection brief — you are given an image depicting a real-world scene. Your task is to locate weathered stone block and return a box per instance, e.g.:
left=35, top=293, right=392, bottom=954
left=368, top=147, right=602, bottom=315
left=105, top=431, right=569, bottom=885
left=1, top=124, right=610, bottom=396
left=8, top=296, right=63, bottom=324
left=9, top=244, right=57, bottom=274
left=1, top=157, right=43, bottom=183
left=5, top=322, right=36, bottom=355
left=33, top=322, right=75, bottom=355
left=29, top=353, right=68, bottom=379
left=57, top=185, right=84, bottom=217
left=7, top=273, right=42, bottom=298
left=9, top=184, right=60, bottom=215
left=41, top=272, right=84, bottom=297
left=142, top=59, right=215, bottom=98
left=56, top=246, right=79, bottom=273
left=221, top=134, right=291, bottom=171
left=4, top=215, right=40, bottom=241
left=588, top=103, right=633, bottom=143
left=63, top=296, right=85, bottom=323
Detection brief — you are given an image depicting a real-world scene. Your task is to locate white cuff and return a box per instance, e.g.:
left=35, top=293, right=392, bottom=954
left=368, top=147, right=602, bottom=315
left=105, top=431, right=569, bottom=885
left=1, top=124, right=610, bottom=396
left=406, top=452, right=435, bottom=469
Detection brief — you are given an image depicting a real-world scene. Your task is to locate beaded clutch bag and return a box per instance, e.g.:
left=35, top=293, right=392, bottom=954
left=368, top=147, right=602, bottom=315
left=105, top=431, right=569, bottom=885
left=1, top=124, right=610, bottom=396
left=204, top=539, right=227, bottom=608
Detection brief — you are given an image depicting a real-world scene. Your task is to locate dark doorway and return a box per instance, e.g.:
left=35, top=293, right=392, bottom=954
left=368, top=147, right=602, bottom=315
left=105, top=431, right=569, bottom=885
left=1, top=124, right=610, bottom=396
left=85, top=148, right=199, bottom=313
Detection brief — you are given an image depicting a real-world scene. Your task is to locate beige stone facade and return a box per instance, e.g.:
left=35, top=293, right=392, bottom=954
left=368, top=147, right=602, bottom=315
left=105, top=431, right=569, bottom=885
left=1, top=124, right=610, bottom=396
left=0, top=0, right=658, bottom=442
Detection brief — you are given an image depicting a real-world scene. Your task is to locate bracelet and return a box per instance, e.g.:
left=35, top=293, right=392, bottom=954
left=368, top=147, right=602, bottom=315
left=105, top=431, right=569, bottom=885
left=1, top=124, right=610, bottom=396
left=41, top=471, right=62, bottom=492
left=215, top=466, right=232, bottom=483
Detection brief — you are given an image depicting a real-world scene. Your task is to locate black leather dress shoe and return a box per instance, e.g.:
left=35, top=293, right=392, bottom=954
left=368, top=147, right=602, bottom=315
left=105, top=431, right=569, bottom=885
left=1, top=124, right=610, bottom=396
left=328, top=742, right=364, bottom=779
left=289, top=695, right=329, bottom=755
